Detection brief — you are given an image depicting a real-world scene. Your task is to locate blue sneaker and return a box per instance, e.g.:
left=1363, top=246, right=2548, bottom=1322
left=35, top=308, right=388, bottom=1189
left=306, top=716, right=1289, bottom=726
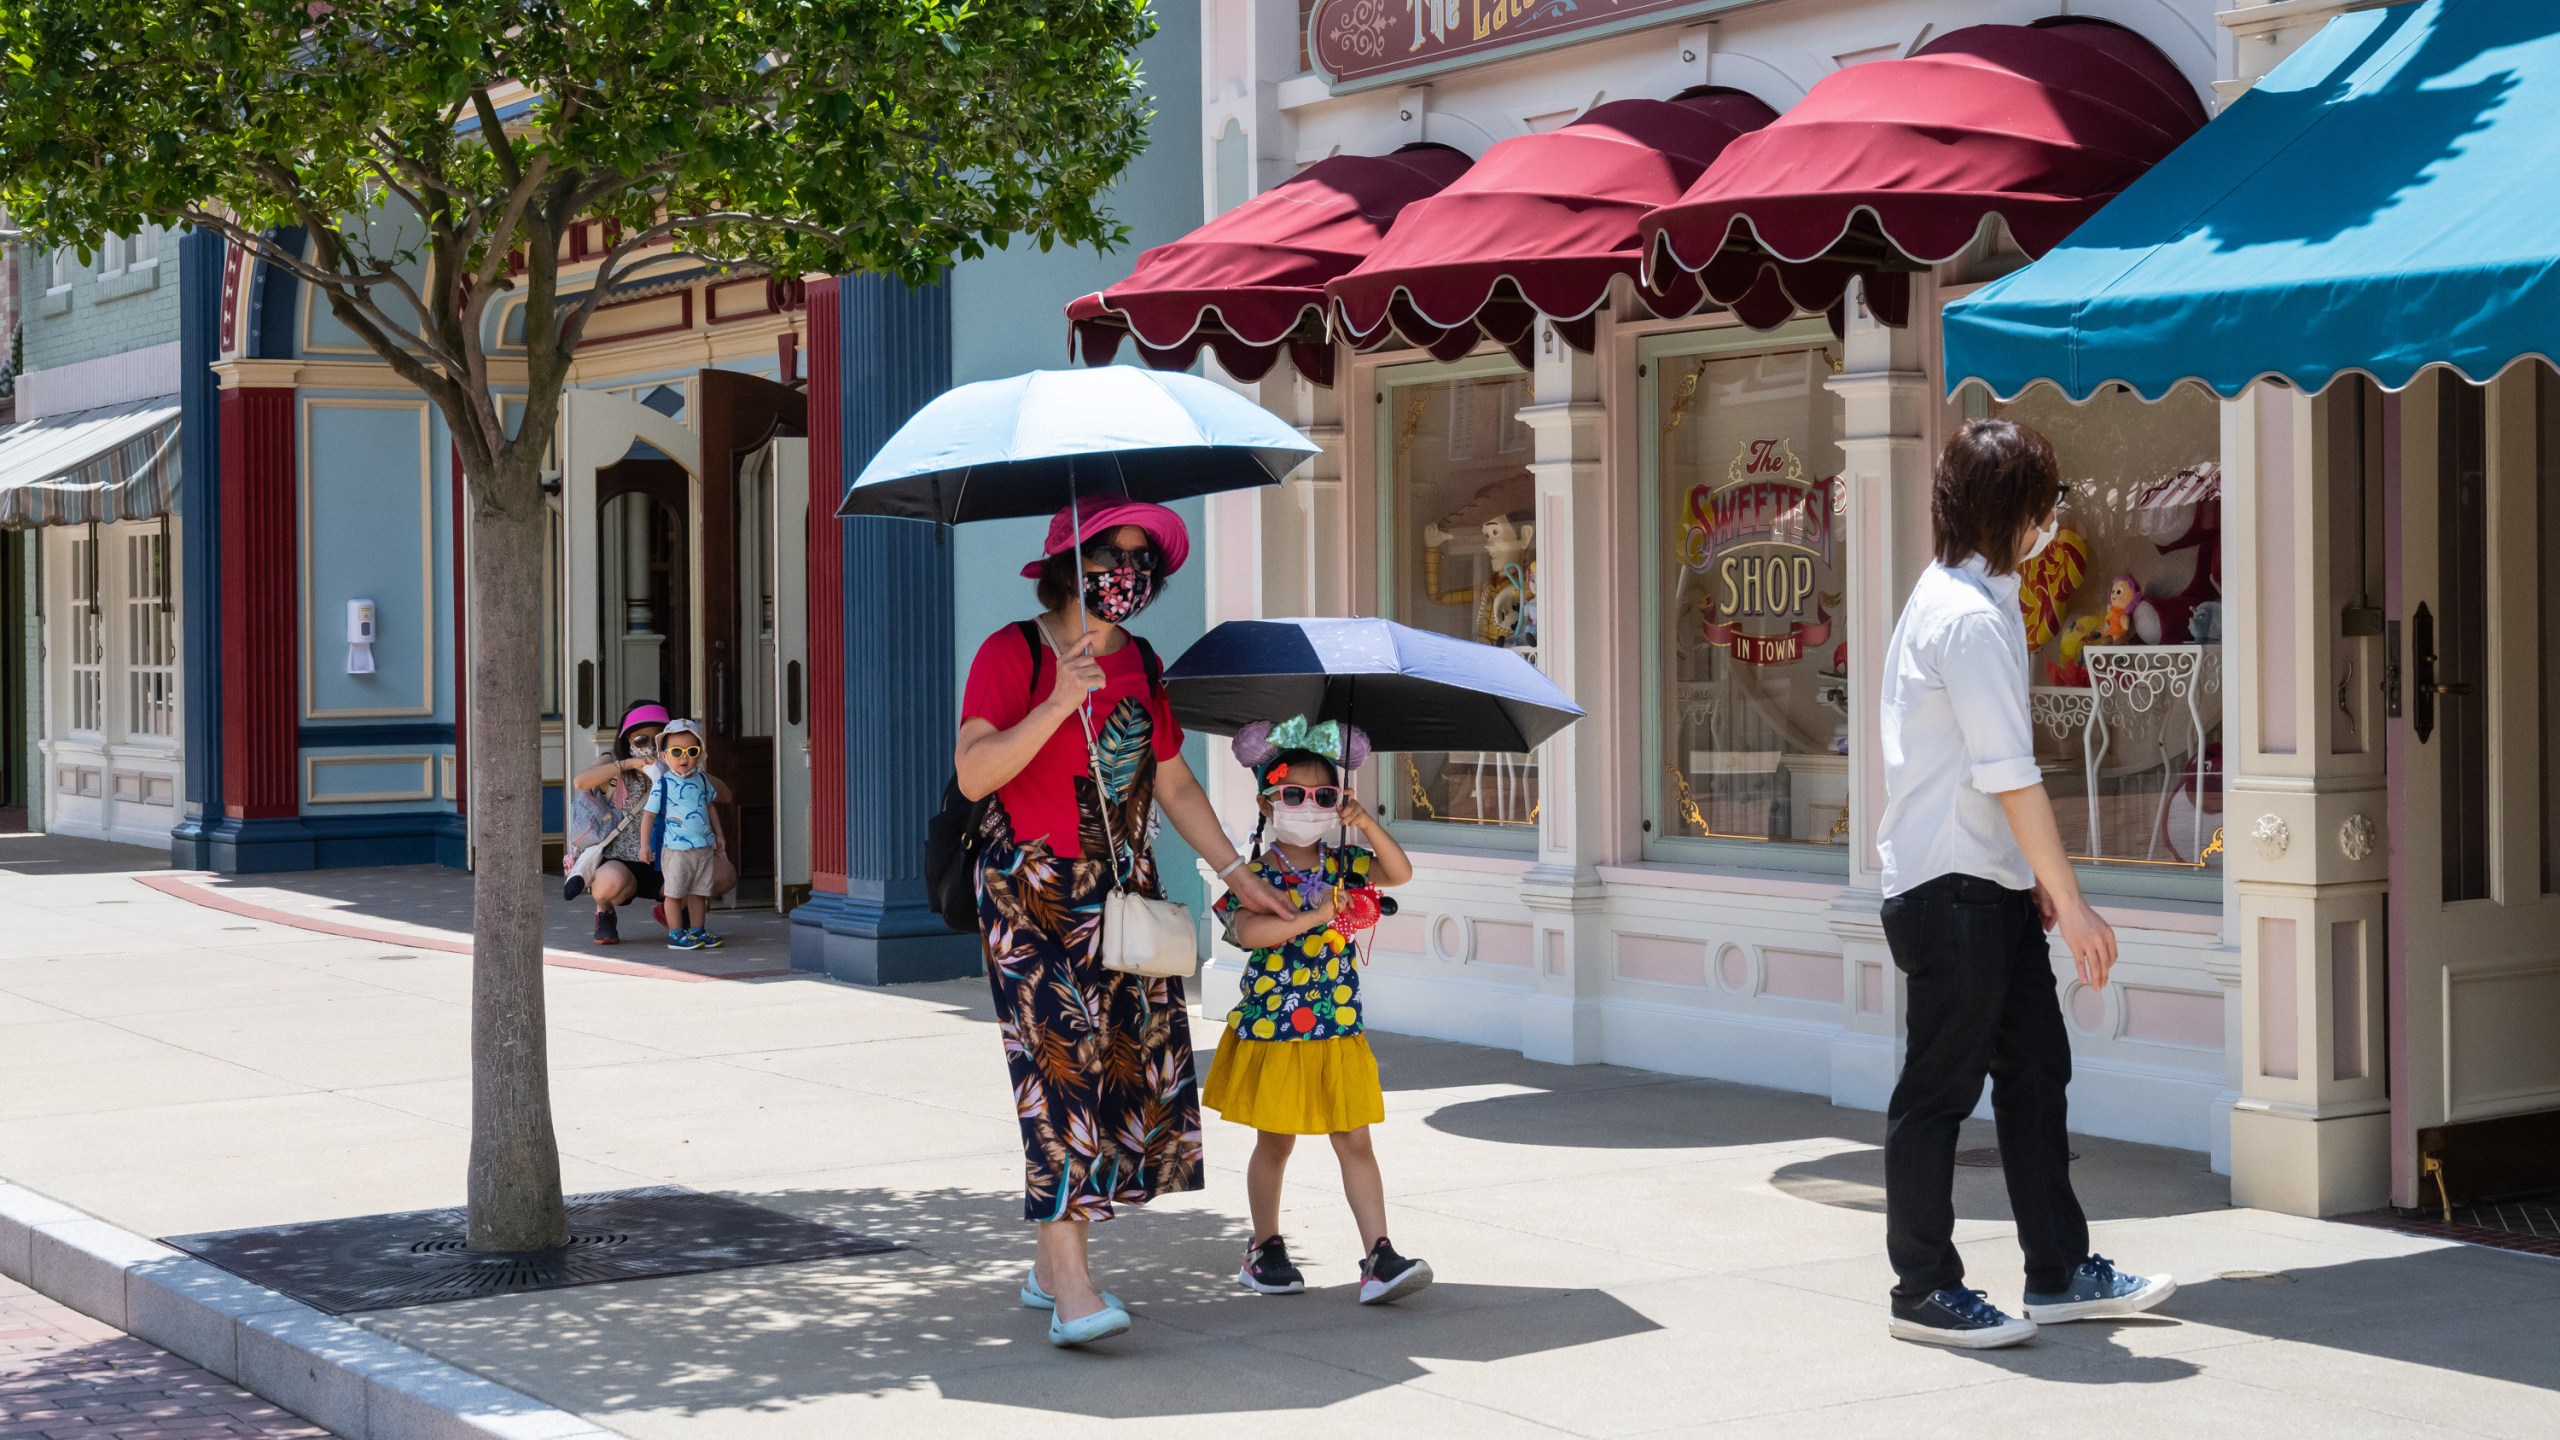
left=694, top=928, right=724, bottom=949
left=1889, top=1287, right=2037, bottom=1349
left=2023, top=1254, right=2176, bottom=1323
left=666, top=929, right=701, bottom=951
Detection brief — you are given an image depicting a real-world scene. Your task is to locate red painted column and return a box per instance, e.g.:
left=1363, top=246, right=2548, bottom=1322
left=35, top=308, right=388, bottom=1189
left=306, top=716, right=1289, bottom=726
left=219, top=381, right=299, bottom=819
left=805, top=278, right=847, bottom=895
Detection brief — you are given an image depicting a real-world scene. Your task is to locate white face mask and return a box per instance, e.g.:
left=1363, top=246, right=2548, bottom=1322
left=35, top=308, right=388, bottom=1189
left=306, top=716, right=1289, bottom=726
left=2022, top=515, right=2059, bottom=563
left=1269, top=804, right=1336, bottom=848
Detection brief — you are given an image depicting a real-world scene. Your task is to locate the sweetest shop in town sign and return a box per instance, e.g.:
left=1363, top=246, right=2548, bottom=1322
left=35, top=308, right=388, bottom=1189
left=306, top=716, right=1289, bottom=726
left=1310, top=0, right=1758, bottom=91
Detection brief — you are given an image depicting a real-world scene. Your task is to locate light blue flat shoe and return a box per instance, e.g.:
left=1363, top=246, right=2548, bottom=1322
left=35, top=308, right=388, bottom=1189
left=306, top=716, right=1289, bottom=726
left=1021, top=1268, right=1124, bottom=1312
left=1047, top=1303, right=1133, bottom=1347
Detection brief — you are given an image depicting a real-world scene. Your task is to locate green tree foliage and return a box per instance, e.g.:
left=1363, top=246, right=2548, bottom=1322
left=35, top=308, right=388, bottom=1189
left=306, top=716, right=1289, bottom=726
left=0, top=0, right=1158, bottom=1250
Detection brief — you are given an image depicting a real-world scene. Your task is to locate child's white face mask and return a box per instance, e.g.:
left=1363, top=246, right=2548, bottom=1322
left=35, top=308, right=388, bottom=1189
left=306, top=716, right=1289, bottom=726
left=1269, top=804, right=1335, bottom=848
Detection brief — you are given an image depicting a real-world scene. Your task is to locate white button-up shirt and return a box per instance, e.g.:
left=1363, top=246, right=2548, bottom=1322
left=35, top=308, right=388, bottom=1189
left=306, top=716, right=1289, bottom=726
left=1876, top=555, right=2046, bottom=897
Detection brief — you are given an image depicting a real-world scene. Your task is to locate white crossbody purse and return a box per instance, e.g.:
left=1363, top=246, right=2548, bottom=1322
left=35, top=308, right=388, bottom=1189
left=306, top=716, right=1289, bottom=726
left=1044, top=622, right=1200, bottom=979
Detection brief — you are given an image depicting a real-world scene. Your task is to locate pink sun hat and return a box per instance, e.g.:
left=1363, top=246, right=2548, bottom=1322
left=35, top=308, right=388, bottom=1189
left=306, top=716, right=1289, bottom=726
left=1017, top=499, right=1190, bottom=580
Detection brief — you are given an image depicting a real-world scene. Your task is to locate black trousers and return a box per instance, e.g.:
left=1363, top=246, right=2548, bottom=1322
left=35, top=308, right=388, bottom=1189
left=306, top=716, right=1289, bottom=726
left=1881, top=872, right=2089, bottom=1301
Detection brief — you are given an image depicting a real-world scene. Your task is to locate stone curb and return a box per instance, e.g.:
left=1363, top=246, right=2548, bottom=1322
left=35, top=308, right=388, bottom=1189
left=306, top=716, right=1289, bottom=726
left=0, top=1180, right=619, bottom=1440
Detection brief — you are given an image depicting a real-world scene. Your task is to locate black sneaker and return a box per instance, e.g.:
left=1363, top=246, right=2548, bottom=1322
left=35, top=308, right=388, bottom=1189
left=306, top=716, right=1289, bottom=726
left=1357, top=1237, right=1433, bottom=1305
left=1238, top=1235, right=1306, bottom=1295
left=592, top=907, right=620, bottom=946
left=1889, top=1287, right=2038, bottom=1349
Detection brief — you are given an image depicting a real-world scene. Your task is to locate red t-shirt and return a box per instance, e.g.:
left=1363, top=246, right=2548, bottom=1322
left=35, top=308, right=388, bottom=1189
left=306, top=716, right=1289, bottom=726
left=961, top=623, right=1183, bottom=859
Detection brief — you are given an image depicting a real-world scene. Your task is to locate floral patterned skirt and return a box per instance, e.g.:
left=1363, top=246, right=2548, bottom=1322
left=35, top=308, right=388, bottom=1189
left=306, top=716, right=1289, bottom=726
left=975, top=836, right=1205, bottom=1222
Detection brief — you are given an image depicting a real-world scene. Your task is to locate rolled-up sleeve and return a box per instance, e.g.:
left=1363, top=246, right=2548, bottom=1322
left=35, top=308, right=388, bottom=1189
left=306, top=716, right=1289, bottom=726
left=1939, top=612, right=2044, bottom=795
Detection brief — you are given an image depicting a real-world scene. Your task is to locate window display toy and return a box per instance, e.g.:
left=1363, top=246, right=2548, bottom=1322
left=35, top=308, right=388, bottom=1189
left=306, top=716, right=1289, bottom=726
left=1421, top=513, right=1537, bottom=645
left=2187, top=599, right=2223, bottom=644
left=2100, top=573, right=2163, bottom=645
left=2135, top=463, right=2222, bottom=644
left=2017, top=525, right=2089, bottom=648
left=2045, top=613, right=2105, bottom=687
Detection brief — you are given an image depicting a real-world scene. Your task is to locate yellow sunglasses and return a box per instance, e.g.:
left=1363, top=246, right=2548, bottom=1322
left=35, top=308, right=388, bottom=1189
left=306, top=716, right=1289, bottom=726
left=662, top=744, right=703, bottom=759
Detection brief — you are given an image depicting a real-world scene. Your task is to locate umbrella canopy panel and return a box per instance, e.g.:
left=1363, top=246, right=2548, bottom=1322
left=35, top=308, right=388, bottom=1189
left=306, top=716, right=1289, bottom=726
left=836, top=368, right=1319, bottom=523
left=1944, top=0, right=2560, bottom=400
left=1327, top=89, right=1779, bottom=368
left=1640, top=18, right=2206, bottom=331
left=1164, top=617, right=1584, bottom=754
left=1065, top=144, right=1474, bottom=387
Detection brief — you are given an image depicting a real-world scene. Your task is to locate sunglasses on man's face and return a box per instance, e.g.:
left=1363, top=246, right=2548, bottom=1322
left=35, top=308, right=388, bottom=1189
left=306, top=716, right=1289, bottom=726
left=1083, top=543, right=1161, bottom=572
left=1263, top=784, right=1343, bottom=809
left=662, top=744, right=703, bottom=760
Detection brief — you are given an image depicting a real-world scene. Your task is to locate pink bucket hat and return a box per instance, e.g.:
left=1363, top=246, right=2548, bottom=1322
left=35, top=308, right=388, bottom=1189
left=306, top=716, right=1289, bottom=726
left=1018, top=499, right=1189, bottom=580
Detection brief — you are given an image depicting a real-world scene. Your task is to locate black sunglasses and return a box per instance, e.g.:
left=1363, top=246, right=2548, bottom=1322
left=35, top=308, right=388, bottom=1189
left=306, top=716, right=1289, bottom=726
left=1083, top=542, right=1161, bottom=571
left=1262, top=784, right=1343, bottom=809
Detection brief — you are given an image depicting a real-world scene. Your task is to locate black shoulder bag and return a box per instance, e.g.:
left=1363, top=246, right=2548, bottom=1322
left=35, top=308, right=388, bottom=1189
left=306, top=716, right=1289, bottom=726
left=925, top=621, right=1045, bottom=932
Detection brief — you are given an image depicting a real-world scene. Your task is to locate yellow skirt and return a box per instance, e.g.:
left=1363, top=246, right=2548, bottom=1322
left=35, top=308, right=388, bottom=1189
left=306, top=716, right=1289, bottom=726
left=1201, top=1032, right=1385, bottom=1135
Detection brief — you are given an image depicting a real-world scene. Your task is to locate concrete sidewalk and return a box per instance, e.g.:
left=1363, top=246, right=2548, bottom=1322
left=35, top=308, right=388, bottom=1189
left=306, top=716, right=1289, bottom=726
left=2, top=835, right=2554, bottom=1438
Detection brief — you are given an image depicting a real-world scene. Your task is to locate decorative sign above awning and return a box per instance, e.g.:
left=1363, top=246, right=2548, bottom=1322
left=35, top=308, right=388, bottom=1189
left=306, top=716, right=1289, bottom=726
left=1311, top=0, right=1753, bottom=92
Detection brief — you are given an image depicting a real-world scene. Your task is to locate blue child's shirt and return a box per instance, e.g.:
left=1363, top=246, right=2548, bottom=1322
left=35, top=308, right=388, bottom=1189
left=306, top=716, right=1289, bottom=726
left=646, top=771, right=716, bottom=850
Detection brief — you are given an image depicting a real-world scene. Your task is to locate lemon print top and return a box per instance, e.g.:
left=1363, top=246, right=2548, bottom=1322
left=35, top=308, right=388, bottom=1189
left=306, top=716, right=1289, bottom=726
left=1213, top=845, right=1375, bottom=1043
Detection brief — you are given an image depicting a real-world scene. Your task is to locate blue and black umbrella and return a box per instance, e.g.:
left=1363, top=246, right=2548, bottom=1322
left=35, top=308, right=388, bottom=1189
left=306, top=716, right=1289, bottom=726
left=1163, top=617, right=1583, bottom=753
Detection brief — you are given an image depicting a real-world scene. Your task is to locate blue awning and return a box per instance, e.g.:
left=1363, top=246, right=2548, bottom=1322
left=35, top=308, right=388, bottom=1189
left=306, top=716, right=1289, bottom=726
left=1944, top=0, right=2560, bottom=401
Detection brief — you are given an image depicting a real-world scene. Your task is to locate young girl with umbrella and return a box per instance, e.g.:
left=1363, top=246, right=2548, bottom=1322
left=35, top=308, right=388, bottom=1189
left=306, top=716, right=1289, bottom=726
left=1204, top=716, right=1430, bottom=1305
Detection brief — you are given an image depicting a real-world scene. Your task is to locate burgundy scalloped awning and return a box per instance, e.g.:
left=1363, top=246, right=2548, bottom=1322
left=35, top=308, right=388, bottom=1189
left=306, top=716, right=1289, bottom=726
left=1325, top=90, right=1778, bottom=368
left=1639, top=18, right=2206, bottom=330
left=1065, top=143, right=1473, bottom=387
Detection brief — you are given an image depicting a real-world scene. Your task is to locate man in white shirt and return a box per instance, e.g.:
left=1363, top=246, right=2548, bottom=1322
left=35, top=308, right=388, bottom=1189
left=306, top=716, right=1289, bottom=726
left=1874, top=419, right=2174, bottom=1349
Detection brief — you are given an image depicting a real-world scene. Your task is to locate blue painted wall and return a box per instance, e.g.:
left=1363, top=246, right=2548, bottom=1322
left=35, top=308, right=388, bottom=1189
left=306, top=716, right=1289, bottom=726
left=947, top=0, right=1209, bottom=912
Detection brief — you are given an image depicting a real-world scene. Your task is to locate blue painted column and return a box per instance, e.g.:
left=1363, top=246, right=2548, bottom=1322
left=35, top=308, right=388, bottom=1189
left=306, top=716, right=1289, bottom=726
left=170, top=227, right=227, bottom=868
left=788, top=274, right=980, bottom=984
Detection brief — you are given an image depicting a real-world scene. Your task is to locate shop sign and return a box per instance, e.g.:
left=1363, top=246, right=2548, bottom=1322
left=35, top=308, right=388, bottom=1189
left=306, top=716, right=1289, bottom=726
left=1680, top=438, right=1841, bottom=667
left=1310, top=0, right=1756, bottom=92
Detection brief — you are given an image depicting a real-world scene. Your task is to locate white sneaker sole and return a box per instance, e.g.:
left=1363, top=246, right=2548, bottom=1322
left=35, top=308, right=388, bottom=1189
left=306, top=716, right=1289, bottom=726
left=1359, top=1259, right=1434, bottom=1305
left=2024, top=1274, right=2176, bottom=1324
left=1889, top=1314, right=2039, bottom=1349
left=1237, top=1263, right=1305, bottom=1295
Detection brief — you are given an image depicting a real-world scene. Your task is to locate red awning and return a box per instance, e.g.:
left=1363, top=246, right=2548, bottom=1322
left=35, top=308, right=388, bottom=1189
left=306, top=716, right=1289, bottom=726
left=1066, top=144, right=1474, bottom=386
left=1640, top=18, right=2206, bottom=330
left=1326, top=89, right=1778, bottom=367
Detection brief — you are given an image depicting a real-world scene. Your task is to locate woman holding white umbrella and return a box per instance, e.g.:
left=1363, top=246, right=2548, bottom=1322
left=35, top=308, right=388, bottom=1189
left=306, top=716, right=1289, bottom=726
left=841, top=368, right=1311, bottom=1347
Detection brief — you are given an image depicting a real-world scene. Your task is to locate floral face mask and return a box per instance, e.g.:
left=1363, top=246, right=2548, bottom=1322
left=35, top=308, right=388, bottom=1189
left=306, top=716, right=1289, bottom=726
left=1082, top=563, right=1157, bottom=624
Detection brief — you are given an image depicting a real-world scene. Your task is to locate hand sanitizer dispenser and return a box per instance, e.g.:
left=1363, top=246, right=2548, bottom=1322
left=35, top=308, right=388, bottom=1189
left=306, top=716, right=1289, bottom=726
left=346, top=599, right=377, bottom=675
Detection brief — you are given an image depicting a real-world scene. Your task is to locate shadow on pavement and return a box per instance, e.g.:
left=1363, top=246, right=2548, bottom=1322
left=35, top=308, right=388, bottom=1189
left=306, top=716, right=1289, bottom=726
left=1766, top=1127, right=2230, bottom=1224
left=0, top=831, right=169, bottom=876
left=362, top=1182, right=1661, bottom=1419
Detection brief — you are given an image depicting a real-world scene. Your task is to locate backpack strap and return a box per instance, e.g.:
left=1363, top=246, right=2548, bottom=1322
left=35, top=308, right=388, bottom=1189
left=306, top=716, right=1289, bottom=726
left=1014, top=619, right=1046, bottom=707
left=1132, top=634, right=1165, bottom=697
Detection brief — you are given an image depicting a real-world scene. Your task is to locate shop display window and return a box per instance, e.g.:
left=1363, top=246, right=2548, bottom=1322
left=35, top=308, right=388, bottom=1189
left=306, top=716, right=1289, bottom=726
left=1643, top=331, right=1851, bottom=862
left=1378, top=360, right=1540, bottom=836
left=1962, top=382, right=2226, bottom=883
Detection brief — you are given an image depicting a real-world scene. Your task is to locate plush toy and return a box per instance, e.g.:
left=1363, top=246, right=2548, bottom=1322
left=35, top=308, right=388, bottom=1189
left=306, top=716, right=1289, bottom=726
left=2046, top=614, right=2105, bottom=687
left=2187, top=599, right=2223, bottom=644
left=2100, top=573, right=2163, bottom=645
left=2139, top=463, right=2223, bottom=643
left=2018, top=527, right=2090, bottom=649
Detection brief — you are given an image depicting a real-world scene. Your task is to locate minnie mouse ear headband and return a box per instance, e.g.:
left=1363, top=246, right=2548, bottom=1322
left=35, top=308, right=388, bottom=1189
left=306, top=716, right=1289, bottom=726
left=1232, top=715, right=1371, bottom=785
left=1017, top=499, right=1191, bottom=581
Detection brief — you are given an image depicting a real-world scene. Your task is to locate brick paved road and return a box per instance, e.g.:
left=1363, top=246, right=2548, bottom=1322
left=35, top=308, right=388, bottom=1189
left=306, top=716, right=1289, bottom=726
left=0, top=1277, right=331, bottom=1439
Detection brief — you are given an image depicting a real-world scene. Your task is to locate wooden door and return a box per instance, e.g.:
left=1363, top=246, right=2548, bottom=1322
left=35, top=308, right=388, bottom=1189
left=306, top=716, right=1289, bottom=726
left=2387, top=368, right=2560, bottom=1208
left=693, top=370, right=807, bottom=904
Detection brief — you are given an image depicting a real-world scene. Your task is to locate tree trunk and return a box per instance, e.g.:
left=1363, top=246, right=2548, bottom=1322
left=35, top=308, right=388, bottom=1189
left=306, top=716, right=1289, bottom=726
left=462, top=451, right=570, bottom=1252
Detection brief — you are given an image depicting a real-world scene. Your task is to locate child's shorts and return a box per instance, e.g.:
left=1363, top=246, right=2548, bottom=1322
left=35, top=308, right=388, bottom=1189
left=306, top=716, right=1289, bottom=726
left=658, top=845, right=718, bottom=898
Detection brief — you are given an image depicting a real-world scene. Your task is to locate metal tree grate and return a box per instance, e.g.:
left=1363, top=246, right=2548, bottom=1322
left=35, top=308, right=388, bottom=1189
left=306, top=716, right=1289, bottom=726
left=164, top=1185, right=899, bottom=1314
